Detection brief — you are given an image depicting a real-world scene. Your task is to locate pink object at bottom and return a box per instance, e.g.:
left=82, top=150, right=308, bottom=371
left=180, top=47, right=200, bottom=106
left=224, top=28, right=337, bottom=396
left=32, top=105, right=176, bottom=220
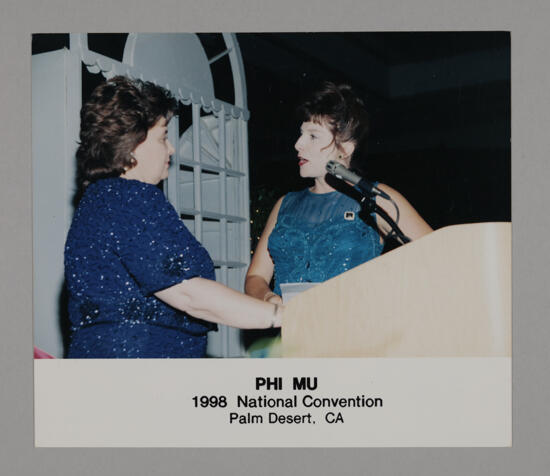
left=33, top=347, right=55, bottom=359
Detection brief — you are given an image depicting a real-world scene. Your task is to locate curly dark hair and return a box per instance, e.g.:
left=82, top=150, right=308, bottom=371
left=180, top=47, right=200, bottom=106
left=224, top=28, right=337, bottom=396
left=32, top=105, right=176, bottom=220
left=297, top=81, right=369, bottom=170
left=76, top=75, right=178, bottom=187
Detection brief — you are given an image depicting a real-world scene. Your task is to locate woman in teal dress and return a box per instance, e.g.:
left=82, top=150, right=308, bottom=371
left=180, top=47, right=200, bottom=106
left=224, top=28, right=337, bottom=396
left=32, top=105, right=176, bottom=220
left=245, top=82, right=432, bottom=315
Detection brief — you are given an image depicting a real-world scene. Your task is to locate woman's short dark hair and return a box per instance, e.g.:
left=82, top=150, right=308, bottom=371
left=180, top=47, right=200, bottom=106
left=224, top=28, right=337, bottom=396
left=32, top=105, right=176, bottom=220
left=76, top=75, right=178, bottom=186
left=297, top=81, right=369, bottom=169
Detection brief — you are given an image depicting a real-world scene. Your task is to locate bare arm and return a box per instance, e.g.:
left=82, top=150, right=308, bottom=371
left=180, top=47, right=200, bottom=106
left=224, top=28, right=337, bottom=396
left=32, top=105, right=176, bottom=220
left=375, top=184, right=433, bottom=241
left=245, top=196, right=284, bottom=304
left=155, top=277, right=282, bottom=329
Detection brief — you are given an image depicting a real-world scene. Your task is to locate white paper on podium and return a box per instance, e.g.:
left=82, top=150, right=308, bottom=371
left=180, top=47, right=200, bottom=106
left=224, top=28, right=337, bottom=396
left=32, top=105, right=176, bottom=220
left=280, top=282, right=320, bottom=303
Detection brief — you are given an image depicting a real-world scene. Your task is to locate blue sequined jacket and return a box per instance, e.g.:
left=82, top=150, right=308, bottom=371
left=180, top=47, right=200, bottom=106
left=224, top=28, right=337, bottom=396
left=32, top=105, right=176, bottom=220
left=64, top=178, right=215, bottom=358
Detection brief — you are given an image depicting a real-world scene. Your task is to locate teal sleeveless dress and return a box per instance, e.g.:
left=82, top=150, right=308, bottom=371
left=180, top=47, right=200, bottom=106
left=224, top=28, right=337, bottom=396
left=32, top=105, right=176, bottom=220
left=247, top=188, right=383, bottom=358
left=268, top=188, right=383, bottom=295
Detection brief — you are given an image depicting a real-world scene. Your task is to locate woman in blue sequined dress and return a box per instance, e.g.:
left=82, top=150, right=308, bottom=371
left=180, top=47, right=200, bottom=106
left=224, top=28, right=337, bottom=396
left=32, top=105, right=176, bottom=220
left=245, top=82, right=432, bottom=308
left=65, top=76, right=282, bottom=358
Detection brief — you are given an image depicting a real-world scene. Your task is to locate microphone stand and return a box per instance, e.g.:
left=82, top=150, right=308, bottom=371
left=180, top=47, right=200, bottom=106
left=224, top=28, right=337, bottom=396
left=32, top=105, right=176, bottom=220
left=363, top=196, right=411, bottom=244
left=325, top=173, right=411, bottom=245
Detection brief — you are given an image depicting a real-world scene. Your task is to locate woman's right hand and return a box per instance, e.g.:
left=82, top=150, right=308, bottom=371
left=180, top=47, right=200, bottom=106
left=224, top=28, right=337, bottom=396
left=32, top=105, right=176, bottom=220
left=155, top=277, right=285, bottom=329
left=271, top=302, right=284, bottom=328
left=264, top=291, right=283, bottom=305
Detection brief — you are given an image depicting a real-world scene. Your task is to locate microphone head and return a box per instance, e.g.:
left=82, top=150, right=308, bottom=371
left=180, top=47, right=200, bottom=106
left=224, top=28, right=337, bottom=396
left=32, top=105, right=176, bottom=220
left=325, top=160, right=361, bottom=185
left=326, top=160, right=340, bottom=174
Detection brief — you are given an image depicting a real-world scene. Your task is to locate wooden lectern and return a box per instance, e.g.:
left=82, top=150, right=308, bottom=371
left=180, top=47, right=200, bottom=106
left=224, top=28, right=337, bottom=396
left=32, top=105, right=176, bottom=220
left=282, top=223, right=511, bottom=357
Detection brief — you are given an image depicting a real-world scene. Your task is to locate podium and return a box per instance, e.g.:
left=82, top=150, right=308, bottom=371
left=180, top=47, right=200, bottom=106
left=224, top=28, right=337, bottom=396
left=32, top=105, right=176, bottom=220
left=282, top=223, right=511, bottom=357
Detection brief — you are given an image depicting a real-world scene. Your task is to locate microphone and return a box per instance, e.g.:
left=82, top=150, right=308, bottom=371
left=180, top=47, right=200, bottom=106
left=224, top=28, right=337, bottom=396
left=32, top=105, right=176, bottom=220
left=325, top=161, right=390, bottom=200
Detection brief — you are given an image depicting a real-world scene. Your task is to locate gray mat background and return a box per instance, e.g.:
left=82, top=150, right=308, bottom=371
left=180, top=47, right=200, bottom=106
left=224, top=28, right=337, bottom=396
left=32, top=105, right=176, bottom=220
left=1, top=0, right=548, bottom=474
